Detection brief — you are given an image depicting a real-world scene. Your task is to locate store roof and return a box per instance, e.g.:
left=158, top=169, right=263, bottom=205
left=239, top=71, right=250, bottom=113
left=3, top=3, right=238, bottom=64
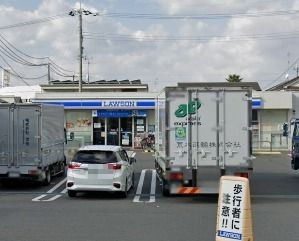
left=177, top=82, right=261, bottom=91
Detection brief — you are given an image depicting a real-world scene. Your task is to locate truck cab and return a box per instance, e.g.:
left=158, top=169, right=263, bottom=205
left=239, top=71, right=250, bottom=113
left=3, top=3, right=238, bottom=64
left=290, top=119, right=299, bottom=170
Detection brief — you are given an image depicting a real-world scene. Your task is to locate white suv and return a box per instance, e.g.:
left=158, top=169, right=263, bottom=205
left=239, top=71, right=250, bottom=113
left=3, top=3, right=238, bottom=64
left=66, top=145, right=136, bottom=198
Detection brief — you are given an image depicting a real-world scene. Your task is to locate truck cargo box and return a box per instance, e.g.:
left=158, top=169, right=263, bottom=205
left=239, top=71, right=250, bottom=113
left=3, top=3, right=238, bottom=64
left=0, top=103, right=65, bottom=183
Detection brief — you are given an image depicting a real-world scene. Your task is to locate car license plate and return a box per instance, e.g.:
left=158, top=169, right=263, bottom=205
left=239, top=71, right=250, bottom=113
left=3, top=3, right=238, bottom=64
left=9, top=172, right=20, bottom=178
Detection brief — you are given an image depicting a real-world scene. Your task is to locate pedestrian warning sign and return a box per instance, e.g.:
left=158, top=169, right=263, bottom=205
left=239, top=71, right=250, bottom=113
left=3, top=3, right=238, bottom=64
left=216, top=176, right=253, bottom=241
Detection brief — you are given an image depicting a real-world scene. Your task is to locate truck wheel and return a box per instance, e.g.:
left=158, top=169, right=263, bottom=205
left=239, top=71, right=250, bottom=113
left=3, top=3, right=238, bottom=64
left=162, top=180, right=170, bottom=197
left=42, top=171, right=51, bottom=186
left=68, top=190, right=77, bottom=198
left=292, top=159, right=299, bottom=170
left=57, top=162, right=66, bottom=177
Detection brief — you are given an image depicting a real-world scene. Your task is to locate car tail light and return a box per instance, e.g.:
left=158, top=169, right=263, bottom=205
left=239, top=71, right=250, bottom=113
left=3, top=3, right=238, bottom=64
left=234, top=172, right=249, bottom=178
left=108, top=163, right=122, bottom=170
left=169, top=172, right=183, bottom=181
left=68, top=162, right=81, bottom=169
left=28, top=170, right=38, bottom=176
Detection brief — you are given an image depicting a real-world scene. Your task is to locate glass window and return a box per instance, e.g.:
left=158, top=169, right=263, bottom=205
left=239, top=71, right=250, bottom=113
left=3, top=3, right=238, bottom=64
left=72, top=150, right=118, bottom=164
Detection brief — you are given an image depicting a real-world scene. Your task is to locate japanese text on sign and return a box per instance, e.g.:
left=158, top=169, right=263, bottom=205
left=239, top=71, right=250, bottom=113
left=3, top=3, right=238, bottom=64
left=218, top=180, right=245, bottom=240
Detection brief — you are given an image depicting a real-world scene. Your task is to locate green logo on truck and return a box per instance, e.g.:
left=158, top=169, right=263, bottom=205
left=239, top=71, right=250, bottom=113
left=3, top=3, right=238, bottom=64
left=175, top=101, right=201, bottom=118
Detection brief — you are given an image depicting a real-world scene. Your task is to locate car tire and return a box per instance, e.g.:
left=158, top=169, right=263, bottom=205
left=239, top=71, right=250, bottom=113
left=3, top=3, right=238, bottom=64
left=162, top=179, right=170, bottom=197
left=68, top=190, right=77, bottom=198
left=57, top=162, right=66, bottom=177
left=121, top=180, right=128, bottom=198
left=131, top=173, right=135, bottom=189
left=42, top=170, right=51, bottom=186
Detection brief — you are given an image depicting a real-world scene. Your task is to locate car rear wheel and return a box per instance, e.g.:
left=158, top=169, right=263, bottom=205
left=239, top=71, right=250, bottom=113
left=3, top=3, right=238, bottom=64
left=68, top=190, right=77, bottom=198
left=121, top=180, right=128, bottom=198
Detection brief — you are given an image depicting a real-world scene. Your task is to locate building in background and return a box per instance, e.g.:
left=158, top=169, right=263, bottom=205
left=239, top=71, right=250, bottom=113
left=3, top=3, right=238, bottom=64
left=1, top=68, right=10, bottom=88
left=33, top=80, right=157, bottom=155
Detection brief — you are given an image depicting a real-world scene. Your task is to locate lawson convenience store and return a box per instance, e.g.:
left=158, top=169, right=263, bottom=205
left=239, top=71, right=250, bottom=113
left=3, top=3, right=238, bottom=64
left=33, top=98, right=156, bottom=149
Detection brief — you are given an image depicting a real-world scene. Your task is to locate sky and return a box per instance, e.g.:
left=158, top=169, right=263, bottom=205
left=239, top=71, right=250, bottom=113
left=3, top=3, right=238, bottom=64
left=1, top=0, right=299, bottom=91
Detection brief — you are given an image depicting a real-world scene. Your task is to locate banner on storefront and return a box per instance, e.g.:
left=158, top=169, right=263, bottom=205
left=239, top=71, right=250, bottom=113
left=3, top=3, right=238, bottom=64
left=93, top=110, right=147, bottom=118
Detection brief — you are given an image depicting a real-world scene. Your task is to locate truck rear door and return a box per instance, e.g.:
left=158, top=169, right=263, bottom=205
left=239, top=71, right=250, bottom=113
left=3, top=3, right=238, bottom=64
left=219, top=90, right=251, bottom=168
left=14, top=105, right=40, bottom=166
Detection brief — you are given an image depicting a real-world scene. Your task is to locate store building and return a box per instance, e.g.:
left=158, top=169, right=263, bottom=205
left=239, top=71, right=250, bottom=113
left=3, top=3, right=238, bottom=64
left=33, top=80, right=157, bottom=151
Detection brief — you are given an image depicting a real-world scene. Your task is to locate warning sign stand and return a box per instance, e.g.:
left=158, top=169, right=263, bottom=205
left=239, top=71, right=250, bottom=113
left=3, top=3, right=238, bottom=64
left=216, top=176, right=253, bottom=241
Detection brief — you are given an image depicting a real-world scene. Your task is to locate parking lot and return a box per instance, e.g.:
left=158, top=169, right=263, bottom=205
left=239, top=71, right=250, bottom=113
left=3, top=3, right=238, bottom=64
left=0, top=152, right=299, bottom=241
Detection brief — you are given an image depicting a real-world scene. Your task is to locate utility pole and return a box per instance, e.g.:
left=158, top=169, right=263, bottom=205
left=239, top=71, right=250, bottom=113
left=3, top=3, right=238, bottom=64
left=69, top=3, right=98, bottom=92
left=79, top=1, right=83, bottom=92
left=47, top=63, right=51, bottom=84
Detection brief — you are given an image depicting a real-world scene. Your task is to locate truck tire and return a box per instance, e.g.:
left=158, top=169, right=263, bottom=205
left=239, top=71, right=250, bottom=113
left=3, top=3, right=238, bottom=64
left=292, top=158, right=299, bottom=170
left=57, top=162, right=66, bottom=177
left=42, top=170, right=51, bottom=186
left=68, top=190, right=77, bottom=198
left=162, top=179, right=170, bottom=197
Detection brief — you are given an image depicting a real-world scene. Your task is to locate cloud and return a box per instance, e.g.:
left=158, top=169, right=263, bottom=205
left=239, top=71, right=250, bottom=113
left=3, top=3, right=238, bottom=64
left=1, top=0, right=299, bottom=90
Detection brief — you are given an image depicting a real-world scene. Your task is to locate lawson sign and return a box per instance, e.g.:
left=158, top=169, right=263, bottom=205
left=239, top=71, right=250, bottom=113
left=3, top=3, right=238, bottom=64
left=32, top=99, right=156, bottom=110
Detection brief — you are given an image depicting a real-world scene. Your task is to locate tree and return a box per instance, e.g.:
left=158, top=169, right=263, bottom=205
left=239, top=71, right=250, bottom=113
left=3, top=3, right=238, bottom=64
left=226, top=74, right=243, bottom=83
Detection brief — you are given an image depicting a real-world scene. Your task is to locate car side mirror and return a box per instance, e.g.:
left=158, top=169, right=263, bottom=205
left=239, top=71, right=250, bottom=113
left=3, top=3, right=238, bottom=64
left=129, top=157, right=136, bottom=165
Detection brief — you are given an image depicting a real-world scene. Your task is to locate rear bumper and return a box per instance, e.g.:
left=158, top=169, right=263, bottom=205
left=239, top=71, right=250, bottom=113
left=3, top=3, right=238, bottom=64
left=0, top=166, right=43, bottom=180
left=66, top=184, right=123, bottom=192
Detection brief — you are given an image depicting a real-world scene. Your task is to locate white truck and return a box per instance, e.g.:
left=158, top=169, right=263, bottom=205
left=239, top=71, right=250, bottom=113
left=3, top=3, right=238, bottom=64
left=0, top=103, right=66, bottom=185
left=155, top=82, right=257, bottom=196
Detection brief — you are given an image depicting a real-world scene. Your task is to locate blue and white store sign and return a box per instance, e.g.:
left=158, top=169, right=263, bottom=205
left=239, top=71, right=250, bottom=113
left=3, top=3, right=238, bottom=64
left=33, top=99, right=156, bottom=110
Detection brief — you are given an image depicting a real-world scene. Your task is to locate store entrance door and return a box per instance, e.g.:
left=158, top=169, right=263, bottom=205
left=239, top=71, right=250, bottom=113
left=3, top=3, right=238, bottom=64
left=107, top=118, right=119, bottom=145
left=93, top=117, right=105, bottom=145
left=120, top=117, right=132, bottom=147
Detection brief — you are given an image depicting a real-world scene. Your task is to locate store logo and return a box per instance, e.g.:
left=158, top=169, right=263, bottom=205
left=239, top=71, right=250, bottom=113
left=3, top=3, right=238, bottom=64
left=103, top=100, right=136, bottom=107
left=175, top=101, right=201, bottom=118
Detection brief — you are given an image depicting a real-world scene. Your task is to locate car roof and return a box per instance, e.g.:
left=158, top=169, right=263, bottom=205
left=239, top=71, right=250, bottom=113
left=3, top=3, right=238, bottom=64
left=78, top=145, right=122, bottom=152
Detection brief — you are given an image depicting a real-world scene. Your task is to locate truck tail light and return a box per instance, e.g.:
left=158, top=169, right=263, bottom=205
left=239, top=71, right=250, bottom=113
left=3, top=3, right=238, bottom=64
left=234, top=172, right=249, bottom=178
left=68, top=162, right=81, bottom=169
left=108, top=163, right=122, bottom=170
left=169, top=172, right=183, bottom=181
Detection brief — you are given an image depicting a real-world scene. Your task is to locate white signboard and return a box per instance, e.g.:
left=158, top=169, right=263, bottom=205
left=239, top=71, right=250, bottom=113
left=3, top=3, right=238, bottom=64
left=216, top=176, right=252, bottom=241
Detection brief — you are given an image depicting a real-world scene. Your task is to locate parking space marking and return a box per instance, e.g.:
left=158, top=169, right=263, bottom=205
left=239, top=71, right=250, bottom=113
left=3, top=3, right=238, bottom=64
left=61, top=188, right=67, bottom=194
left=133, top=169, right=157, bottom=203
left=32, top=177, right=67, bottom=202
left=43, top=195, right=62, bottom=202
left=133, top=169, right=147, bottom=203
left=147, top=170, right=156, bottom=203
left=32, top=194, right=48, bottom=202
left=46, top=177, right=67, bottom=193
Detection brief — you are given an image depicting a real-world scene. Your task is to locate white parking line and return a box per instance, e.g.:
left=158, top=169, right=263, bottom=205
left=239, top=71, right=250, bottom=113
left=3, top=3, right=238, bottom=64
left=146, top=169, right=156, bottom=203
left=133, top=169, right=147, bottom=203
left=32, top=194, right=48, bottom=202
left=43, top=195, right=62, bottom=202
left=133, top=169, right=157, bottom=203
left=61, top=188, right=67, bottom=194
left=46, top=177, right=67, bottom=194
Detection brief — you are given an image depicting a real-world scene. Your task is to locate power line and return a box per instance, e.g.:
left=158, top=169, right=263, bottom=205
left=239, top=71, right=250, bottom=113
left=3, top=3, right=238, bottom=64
left=98, top=9, right=299, bottom=20
left=0, top=13, right=69, bottom=30
left=264, top=56, right=299, bottom=90
left=83, top=30, right=299, bottom=43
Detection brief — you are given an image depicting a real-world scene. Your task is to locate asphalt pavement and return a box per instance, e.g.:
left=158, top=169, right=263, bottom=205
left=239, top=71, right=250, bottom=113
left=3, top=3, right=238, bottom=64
left=0, top=151, right=298, bottom=241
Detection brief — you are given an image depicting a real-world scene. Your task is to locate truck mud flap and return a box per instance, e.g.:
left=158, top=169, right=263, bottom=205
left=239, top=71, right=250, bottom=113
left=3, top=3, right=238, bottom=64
left=174, top=187, right=218, bottom=195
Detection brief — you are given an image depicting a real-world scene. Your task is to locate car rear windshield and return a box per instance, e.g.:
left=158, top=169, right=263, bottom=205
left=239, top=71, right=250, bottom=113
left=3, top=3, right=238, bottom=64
left=72, top=150, right=118, bottom=164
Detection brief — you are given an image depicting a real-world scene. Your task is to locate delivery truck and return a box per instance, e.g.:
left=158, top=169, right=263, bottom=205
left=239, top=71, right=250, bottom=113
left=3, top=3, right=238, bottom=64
left=155, top=82, right=258, bottom=196
left=0, top=103, right=66, bottom=185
